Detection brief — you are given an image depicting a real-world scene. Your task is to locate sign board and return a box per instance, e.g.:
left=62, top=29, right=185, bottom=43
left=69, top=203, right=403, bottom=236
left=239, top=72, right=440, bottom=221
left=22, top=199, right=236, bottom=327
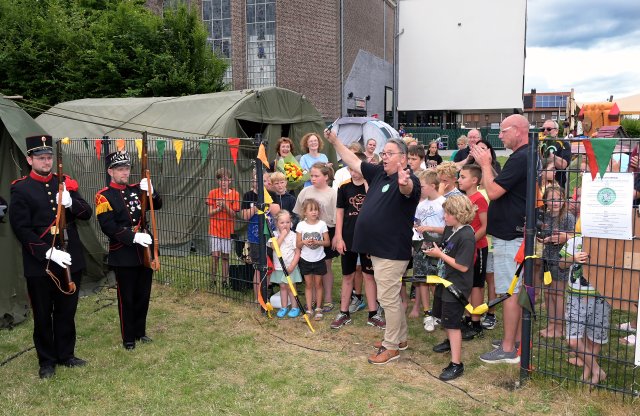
left=355, top=98, right=366, bottom=110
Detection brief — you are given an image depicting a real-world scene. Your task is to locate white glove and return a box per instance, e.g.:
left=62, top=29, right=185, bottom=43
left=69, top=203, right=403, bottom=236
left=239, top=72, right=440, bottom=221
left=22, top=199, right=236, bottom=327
left=45, top=248, right=72, bottom=268
left=133, top=232, right=152, bottom=247
left=139, top=178, right=153, bottom=196
left=56, top=184, right=72, bottom=208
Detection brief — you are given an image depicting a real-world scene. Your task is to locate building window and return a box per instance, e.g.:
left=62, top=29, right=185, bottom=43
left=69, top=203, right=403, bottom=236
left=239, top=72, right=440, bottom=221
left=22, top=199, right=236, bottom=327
left=535, top=95, right=568, bottom=109
left=203, top=0, right=232, bottom=85
left=541, top=114, right=546, bottom=120
left=246, top=0, right=276, bottom=88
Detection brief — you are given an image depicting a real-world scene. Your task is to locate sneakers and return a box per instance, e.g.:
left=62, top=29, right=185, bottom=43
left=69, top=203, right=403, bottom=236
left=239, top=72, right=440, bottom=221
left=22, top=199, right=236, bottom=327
left=314, top=308, right=324, bottom=321
left=481, top=313, right=498, bottom=330
left=58, top=357, right=87, bottom=368
left=439, top=362, right=464, bottom=381
left=491, top=339, right=521, bottom=349
left=348, top=296, right=366, bottom=313
left=276, top=307, right=289, bottom=319
left=367, top=346, right=400, bottom=365
left=433, top=339, right=451, bottom=353
left=321, top=302, right=335, bottom=313
left=287, top=308, right=301, bottom=318
left=423, top=315, right=436, bottom=332
left=479, top=346, right=520, bottom=364
left=373, top=340, right=408, bottom=351
left=367, top=313, right=386, bottom=329
left=330, top=313, right=352, bottom=329
left=461, top=324, right=483, bottom=341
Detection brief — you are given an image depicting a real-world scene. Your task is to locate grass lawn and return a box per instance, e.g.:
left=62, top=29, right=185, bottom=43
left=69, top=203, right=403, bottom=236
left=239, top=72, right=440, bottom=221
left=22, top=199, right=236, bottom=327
left=1, top=277, right=637, bottom=415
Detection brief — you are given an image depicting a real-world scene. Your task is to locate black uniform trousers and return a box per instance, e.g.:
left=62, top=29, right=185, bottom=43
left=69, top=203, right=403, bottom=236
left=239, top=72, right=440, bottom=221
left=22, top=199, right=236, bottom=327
left=26, top=272, right=82, bottom=367
left=114, top=266, right=153, bottom=343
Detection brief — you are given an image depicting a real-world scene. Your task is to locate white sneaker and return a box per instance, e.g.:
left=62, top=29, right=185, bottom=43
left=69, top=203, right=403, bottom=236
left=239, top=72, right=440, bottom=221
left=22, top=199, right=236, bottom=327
left=423, top=315, right=436, bottom=332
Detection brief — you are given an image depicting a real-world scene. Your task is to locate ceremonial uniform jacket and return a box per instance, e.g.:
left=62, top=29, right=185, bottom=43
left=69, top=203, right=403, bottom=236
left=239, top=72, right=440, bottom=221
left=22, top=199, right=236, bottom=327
left=96, top=182, right=162, bottom=267
left=10, top=172, right=92, bottom=277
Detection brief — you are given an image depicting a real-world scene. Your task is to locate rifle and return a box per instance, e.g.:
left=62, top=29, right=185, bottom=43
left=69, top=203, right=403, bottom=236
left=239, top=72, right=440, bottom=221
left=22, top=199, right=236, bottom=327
left=139, top=133, right=160, bottom=271
left=45, top=140, right=76, bottom=295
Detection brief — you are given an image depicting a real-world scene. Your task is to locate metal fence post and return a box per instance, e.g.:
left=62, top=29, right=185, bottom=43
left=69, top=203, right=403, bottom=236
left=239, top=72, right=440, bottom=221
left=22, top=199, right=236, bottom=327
left=520, top=131, right=539, bottom=383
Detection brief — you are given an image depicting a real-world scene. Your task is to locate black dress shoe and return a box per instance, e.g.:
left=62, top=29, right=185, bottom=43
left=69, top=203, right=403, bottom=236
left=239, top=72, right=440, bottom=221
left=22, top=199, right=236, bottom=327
left=432, top=339, right=451, bottom=353
left=59, top=357, right=87, bottom=367
left=123, top=342, right=136, bottom=350
left=136, top=336, right=153, bottom=343
left=39, top=365, right=55, bottom=379
left=439, top=361, right=464, bottom=381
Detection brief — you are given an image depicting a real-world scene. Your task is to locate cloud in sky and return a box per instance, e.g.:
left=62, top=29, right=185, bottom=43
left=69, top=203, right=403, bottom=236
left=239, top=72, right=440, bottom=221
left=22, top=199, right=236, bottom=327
left=525, top=0, right=640, bottom=102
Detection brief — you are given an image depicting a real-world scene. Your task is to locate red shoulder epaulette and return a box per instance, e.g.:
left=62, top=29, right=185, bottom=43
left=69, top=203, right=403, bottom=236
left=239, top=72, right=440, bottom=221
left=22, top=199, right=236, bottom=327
left=11, top=176, right=27, bottom=185
left=96, top=186, right=109, bottom=194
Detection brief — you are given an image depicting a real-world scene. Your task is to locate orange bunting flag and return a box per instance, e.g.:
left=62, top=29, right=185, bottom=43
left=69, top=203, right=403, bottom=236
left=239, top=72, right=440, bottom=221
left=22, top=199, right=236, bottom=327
left=173, top=139, right=184, bottom=164
left=116, top=139, right=125, bottom=151
left=134, top=139, right=143, bottom=159
left=227, top=137, right=240, bottom=165
left=514, top=238, right=525, bottom=264
left=257, top=143, right=269, bottom=168
left=95, top=139, right=102, bottom=160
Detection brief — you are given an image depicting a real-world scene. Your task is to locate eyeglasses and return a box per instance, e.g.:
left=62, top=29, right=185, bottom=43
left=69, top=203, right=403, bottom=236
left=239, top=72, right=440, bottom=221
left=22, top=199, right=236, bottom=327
left=499, top=126, right=516, bottom=134
left=543, top=127, right=556, bottom=132
left=380, top=151, right=405, bottom=158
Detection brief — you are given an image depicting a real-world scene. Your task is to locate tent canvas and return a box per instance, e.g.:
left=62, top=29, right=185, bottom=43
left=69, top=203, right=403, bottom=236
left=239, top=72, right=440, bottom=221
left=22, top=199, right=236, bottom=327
left=35, top=87, right=333, bottom=257
left=0, top=97, right=109, bottom=328
left=331, top=117, right=399, bottom=156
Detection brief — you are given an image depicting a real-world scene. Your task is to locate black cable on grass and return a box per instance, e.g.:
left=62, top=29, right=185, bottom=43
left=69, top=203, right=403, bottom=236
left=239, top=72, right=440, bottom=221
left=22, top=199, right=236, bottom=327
left=252, top=315, right=331, bottom=353
left=0, top=347, right=34, bottom=367
left=406, top=357, right=516, bottom=416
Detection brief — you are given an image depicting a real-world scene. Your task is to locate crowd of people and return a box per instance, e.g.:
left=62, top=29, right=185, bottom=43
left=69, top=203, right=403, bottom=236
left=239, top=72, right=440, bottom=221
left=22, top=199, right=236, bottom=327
left=7, top=123, right=639, bottom=384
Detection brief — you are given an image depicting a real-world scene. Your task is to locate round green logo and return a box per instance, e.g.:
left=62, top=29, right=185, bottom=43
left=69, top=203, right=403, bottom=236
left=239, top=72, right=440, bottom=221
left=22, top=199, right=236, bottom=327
left=381, top=184, right=390, bottom=193
left=597, top=187, right=616, bottom=205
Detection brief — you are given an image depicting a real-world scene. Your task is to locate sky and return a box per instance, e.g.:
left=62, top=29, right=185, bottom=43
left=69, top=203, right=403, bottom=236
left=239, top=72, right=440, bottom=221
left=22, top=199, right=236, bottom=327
left=525, top=0, right=640, bottom=103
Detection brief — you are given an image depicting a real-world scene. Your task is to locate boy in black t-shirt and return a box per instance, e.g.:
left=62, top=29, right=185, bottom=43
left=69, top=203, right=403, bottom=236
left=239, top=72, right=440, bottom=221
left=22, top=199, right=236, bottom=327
left=425, top=195, right=476, bottom=381
left=331, top=153, right=384, bottom=329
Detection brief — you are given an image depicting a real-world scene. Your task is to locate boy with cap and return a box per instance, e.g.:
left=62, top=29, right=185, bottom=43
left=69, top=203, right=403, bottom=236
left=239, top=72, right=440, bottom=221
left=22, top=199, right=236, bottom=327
left=95, top=150, right=162, bottom=350
left=10, top=135, right=93, bottom=378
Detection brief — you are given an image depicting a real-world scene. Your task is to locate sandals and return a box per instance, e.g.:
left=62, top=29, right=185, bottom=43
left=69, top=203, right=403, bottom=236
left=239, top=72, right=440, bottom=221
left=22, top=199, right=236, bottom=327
left=314, top=308, right=324, bottom=321
left=620, top=334, right=636, bottom=346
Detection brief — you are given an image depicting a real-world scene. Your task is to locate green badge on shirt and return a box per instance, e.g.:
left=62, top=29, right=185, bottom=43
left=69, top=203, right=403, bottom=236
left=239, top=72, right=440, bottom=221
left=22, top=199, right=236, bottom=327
left=381, top=184, right=390, bottom=193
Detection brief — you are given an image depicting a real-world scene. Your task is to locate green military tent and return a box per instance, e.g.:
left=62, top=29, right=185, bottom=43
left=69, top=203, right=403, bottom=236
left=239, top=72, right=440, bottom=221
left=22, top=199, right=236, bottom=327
left=0, top=96, right=108, bottom=328
left=35, top=87, right=333, bottom=257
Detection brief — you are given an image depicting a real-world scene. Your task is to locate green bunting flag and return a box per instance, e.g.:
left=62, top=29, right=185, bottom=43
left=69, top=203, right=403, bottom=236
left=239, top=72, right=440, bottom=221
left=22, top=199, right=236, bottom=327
left=583, top=138, right=618, bottom=180
left=200, top=142, right=209, bottom=165
left=156, top=140, right=166, bottom=160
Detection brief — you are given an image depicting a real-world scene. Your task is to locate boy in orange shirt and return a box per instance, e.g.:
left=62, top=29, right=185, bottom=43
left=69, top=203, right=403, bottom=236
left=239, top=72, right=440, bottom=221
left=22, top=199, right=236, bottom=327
left=207, top=168, right=240, bottom=287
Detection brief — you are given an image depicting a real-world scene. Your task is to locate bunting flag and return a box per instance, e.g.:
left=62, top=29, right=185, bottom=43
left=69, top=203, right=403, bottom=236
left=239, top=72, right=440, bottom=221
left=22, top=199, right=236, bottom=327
left=156, top=140, right=167, bottom=160
left=200, top=142, right=210, bottom=165
left=135, top=139, right=143, bottom=160
left=95, top=139, right=103, bottom=160
left=82, top=138, right=89, bottom=150
left=227, top=137, right=240, bottom=165
left=116, top=139, right=126, bottom=151
left=61, top=137, right=71, bottom=145
left=257, top=143, right=270, bottom=168
left=582, top=138, right=618, bottom=180
left=173, top=139, right=184, bottom=164
left=263, top=187, right=273, bottom=204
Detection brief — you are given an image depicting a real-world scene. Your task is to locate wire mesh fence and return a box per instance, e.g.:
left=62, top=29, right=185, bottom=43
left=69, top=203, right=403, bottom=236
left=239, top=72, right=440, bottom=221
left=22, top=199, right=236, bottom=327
left=60, top=135, right=262, bottom=304
left=528, top=136, right=640, bottom=397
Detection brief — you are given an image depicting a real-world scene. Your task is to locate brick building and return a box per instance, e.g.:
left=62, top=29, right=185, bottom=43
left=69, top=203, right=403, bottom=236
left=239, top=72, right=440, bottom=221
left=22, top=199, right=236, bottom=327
left=148, top=0, right=397, bottom=122
left=523, top=89, right=575, bottom=128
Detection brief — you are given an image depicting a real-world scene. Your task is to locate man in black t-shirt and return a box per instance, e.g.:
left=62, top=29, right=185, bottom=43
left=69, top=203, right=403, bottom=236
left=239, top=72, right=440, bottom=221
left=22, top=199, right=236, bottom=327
left=539, top=120, right=571, bottom=189
left=471, top=114, right=530, bottom=365
left=325, top=130, right=420, bottom=365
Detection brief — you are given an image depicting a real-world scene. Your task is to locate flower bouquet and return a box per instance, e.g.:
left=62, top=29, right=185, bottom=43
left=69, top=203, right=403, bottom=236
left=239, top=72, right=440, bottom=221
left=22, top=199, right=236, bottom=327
left=276, top=154, right=309, bottom=191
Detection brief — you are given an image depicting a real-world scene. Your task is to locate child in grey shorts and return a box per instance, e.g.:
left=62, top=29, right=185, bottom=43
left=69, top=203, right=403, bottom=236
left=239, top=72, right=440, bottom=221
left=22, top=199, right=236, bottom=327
left=560, top=235, right=611, bottom=385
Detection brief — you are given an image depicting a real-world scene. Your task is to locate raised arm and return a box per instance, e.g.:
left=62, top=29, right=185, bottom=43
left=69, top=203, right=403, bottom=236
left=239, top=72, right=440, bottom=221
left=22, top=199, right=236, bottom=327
left=324, top=129, right=362, bottom=175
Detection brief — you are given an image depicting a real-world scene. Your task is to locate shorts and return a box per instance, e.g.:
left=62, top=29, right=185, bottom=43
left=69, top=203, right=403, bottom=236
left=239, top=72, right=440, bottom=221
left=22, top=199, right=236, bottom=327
left=298, top=258, right=327, bottom=276
left=486, top=252, right=494, bottom=274
left=210, top=236, right=232, bottom=254
left=341, top=251, right=373, bottom=275
left=324, top=227, right=340, bottom=259
left=473, top=247, right=488, bottom=288
left=565, top=292, right=611, bottom=344
left=493, top=237, right=523, bottom=294
left=432, top=293, right=465, bottom=330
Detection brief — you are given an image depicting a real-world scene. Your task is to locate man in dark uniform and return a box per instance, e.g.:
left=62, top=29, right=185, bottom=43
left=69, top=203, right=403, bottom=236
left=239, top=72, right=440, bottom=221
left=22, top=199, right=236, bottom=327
left=10, top=135, right=92, bottom=379
left=95, top=151, right=162, bottom=350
